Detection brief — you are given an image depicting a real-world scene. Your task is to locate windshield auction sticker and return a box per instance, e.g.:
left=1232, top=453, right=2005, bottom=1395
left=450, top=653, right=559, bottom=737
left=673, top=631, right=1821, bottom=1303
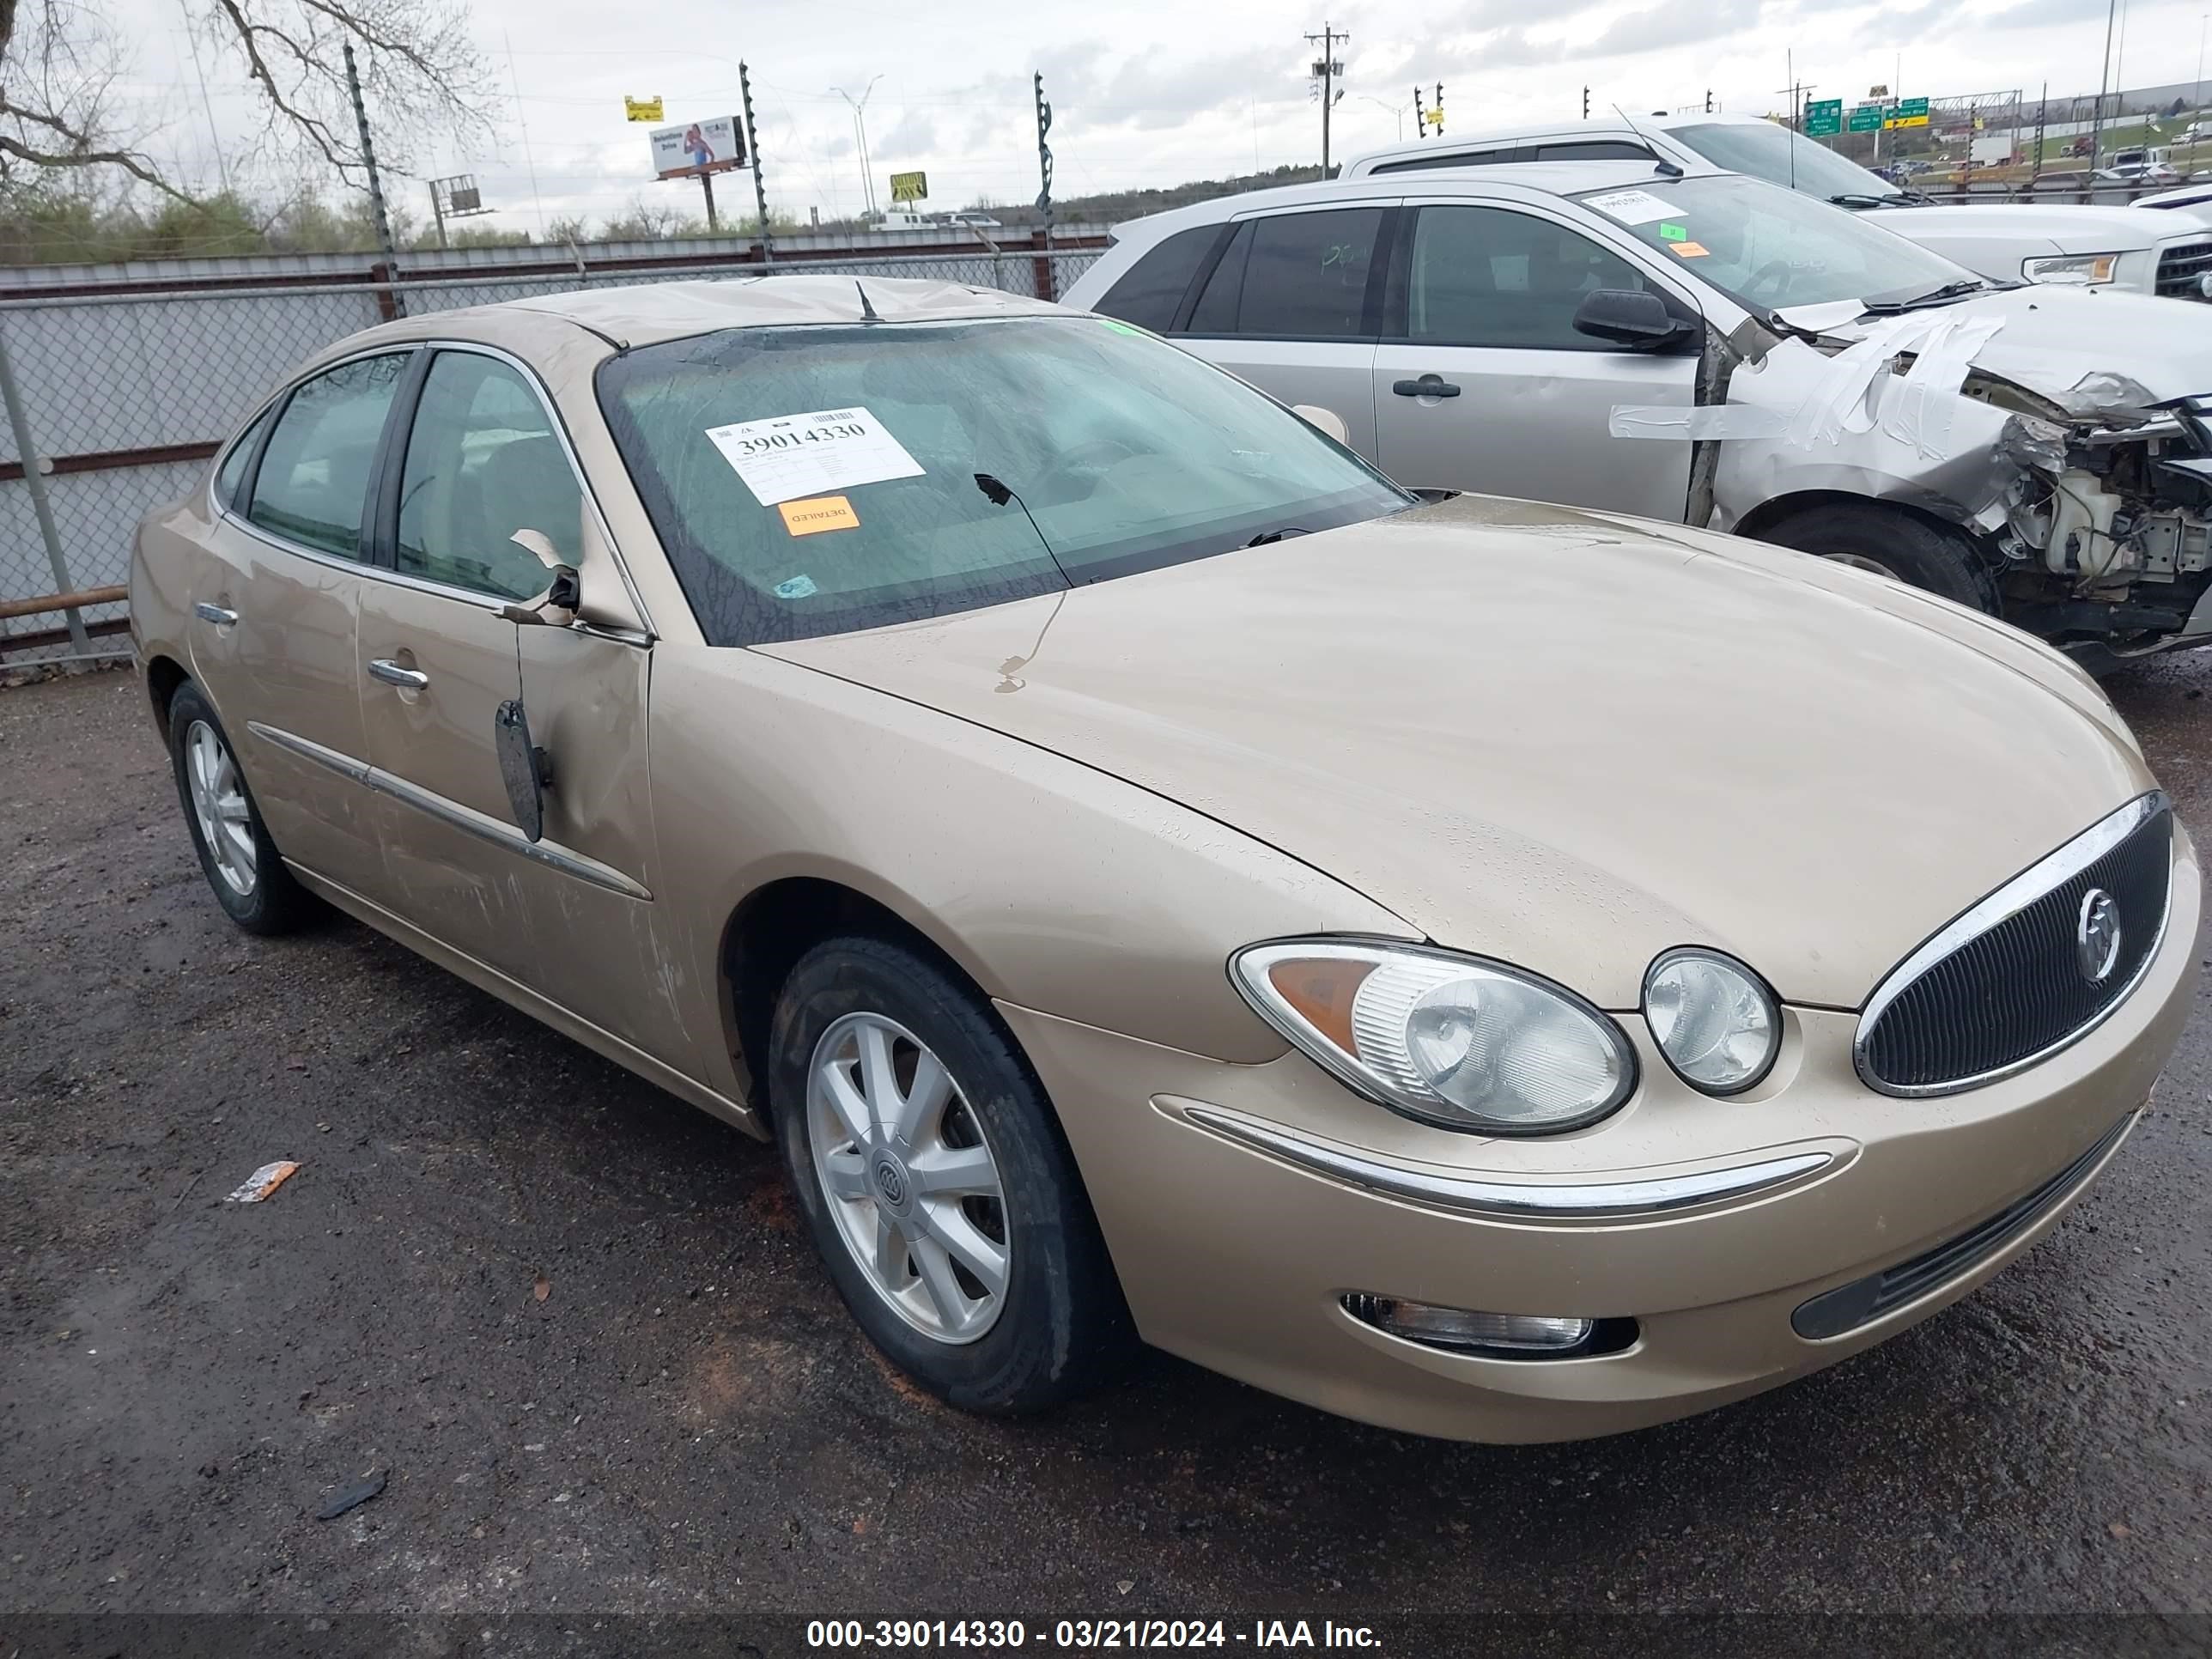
left=1583, top=188, right=1683, bottom=225
left=705, top=406, right=924, bottom=506
left=777, top=495, right=860, bottom=536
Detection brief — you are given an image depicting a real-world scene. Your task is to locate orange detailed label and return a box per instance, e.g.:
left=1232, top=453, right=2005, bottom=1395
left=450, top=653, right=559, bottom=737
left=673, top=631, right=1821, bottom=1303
left=778, top=495, right=860, bottom=535
left=1668, top=240, right=1711, bottom=258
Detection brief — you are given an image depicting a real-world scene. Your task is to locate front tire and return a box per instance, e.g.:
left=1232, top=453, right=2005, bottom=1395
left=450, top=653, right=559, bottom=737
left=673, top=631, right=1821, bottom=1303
left=768, top=935, right=1130, bottom=1413
left=1759, top=501, right=2001, bottom=614
left=167, top=680, right=318, bottom=936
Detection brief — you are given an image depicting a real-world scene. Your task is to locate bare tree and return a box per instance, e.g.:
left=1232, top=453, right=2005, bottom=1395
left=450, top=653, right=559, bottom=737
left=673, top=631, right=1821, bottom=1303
left=1, top=0, right=497, bottom=202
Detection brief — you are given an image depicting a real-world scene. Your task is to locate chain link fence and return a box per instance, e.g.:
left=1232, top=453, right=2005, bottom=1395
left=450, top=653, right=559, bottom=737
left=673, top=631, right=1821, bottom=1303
left=0, top=237, right=1106, bottom=666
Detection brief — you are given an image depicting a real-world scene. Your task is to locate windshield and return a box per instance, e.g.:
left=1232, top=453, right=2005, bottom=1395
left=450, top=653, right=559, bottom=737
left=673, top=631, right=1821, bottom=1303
left=1669, top=120, right=1905, bottom=204
left=599, top=315, right=1410, bottom=646
left=1574, top=173, right=1976, bottom=313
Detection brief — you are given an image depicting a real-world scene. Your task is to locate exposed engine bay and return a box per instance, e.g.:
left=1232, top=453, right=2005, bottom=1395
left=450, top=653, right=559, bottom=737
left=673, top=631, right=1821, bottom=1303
left=1610, top=292, right=2212, bottom=665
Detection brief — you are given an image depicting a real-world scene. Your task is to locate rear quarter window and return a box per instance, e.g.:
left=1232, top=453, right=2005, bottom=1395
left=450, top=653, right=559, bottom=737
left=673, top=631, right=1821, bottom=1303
left=1093, top=225, right=1223, bottom=331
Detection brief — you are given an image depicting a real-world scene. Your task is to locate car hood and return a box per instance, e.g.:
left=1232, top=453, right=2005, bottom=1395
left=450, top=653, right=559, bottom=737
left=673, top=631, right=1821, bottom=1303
left=761, top=496, right=2153, bottom=1010
left=1785, top=283, right=2212, bottom=409
left=1883, top=200, right=2174, bottom=255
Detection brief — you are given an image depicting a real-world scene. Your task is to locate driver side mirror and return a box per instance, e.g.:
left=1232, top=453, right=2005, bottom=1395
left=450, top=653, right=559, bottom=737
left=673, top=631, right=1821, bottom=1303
left=497, top=528, right=580, bottom=628
left=1572, top=289, right=1697, bottom=352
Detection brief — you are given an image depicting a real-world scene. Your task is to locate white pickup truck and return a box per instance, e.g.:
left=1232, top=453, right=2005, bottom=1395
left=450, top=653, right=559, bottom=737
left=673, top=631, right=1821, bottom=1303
left=1343, top=112, right=2212, bottom=302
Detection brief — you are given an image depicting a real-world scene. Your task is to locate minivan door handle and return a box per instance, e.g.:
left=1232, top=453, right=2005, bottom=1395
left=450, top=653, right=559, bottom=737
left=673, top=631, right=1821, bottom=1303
left=367, top=659, right=430, bottom=690
left=193, top=602, right=240, bottom=626
left=1392, top=374, right=1462, bottom=399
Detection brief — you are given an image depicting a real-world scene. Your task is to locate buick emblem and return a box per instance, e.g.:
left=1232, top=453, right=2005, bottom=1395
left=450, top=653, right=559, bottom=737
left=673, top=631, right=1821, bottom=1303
left=872, top=1155, right=908, bottom=1208
left=2076, top=889, right=2122, bottom=982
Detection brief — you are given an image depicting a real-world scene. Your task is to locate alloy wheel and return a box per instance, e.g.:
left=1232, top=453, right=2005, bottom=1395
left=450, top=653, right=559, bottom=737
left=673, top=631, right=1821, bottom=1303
left=806, top=1011, right=1011, bottom=1344
left=185, top=720, right=256, bottom=896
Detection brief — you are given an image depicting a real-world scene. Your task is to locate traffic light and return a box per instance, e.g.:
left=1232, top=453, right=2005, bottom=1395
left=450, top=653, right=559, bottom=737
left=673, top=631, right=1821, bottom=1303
left=1582, top=85, right=1589, bottom=119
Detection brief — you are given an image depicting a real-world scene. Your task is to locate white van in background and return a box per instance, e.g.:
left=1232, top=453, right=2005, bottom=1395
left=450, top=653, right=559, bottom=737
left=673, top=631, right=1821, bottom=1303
left=1342, top=112, right=2212, bottom=302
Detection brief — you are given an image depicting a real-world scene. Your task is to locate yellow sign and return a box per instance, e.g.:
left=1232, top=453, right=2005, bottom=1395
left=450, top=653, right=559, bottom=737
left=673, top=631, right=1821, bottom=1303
left=624, top=95, right=664, bottom=123
left=889, top=170, right=928, bottom=204
left=1883, top=114, right=1929, bottom=129
left=778, top=495, right=860, bottom=537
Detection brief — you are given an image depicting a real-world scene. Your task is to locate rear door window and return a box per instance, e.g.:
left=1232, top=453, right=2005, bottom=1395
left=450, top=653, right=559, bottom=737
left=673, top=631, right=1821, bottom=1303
left=247, top=354, right=410, bottom=559
left=1184, top=207, right=1386, bottom=338
left=1093, top=225, right=1223, bottom=331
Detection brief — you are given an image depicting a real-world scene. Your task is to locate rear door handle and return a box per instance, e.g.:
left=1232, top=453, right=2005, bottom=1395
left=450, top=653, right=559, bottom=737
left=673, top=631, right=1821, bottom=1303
left=1392, top=374, right=1462, bottom=398
left=367, top=659, right=429, bottom=690
left=193, top=602, right=239, bottom=625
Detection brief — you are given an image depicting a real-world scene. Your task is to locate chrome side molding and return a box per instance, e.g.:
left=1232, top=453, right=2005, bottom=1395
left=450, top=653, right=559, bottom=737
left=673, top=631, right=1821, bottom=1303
left=1176, top=1101, right=1837, bottom=1220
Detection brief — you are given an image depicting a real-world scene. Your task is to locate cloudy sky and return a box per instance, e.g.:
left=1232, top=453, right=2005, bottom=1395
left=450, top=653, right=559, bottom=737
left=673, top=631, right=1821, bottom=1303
left=108, top=0, right=2208, bottom=229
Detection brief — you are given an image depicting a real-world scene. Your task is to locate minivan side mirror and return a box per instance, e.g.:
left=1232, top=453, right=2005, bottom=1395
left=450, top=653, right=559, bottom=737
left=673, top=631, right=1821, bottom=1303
left=1573, top=289, right=1696, bottom=352
left=497, top=528, right=580, bottom=628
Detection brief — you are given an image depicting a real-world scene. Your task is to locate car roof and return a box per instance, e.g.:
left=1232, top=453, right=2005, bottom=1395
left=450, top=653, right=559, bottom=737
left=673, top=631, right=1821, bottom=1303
left=1105, top=159, right=1723, bottom=245
left=308, top=274, right=1062, bottom=371
left=1344, top=112, right=1768, bottom=174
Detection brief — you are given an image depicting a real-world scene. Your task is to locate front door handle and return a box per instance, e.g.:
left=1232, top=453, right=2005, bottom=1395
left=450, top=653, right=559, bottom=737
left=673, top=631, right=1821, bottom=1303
left=1392, top=374, right=1462, bottom=399
left=193, top=602, right=239, bottom=626
left=367, top=659, right=429, bottom=690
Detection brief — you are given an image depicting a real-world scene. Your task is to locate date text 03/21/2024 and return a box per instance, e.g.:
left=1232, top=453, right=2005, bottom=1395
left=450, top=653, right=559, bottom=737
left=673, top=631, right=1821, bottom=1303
left=805, top=1620, right=1383, bottom=1650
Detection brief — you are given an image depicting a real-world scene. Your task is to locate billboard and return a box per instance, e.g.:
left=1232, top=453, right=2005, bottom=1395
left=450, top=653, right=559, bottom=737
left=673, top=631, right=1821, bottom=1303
left=651, top=116, right=744, bottom=179
left=889, top=170, right=928, bottom=203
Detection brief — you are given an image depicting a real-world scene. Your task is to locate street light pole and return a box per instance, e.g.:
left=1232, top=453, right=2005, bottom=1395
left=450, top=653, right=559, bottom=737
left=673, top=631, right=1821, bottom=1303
left=831, top=76, right=884, bottom=221
left=1360, top=94, right=1407, bottom=142
left=2092, top=0, right=2118, bottom=169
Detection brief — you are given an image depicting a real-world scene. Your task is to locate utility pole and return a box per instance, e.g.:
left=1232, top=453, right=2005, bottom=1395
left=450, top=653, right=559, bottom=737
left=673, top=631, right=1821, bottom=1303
left=742, top=60, right=772, bottom=264
left=342, top=40, right=400, bottom=299
left=833, top=76, right=884, bottom=221
left=1305, top=21, right=1347, bottom=173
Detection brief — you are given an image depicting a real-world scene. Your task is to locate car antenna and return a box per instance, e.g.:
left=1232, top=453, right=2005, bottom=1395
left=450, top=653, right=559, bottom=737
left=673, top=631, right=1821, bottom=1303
left=854, top=280, right=883, bottom=324
left=975, top=472, right=1073, bottom=586
left=1613, top=104, right=1684, bottom=177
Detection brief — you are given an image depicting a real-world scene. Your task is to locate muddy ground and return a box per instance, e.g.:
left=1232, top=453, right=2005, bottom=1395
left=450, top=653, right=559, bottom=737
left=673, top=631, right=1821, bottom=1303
left=3, top=659, right=2210, bottom=1642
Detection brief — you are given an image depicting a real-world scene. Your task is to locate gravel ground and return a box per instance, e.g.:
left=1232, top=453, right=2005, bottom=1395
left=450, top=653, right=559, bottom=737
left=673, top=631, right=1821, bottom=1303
left=2, top=655, right=2209, bottom=1639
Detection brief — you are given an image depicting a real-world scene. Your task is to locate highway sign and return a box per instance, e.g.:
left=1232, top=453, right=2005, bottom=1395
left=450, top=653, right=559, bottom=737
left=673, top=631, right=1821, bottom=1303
left=1805, top=98, right=1843, bottom=137
left=890, top=170, right=928, bottom=203
left=1848, top=103, right=1885, bottom=132
left=1886, top=96, right=1929, bottom=130
left=625, top=95, right=664, bottom=123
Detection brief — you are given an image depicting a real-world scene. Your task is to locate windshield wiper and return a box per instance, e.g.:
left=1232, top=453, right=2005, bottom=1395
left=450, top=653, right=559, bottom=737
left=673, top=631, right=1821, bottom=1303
left=1827, top=191, right=1911, bottom=209
left=1245, top=527, right=1312, bottom=546
left=1860, top=278, right=1989, bottom=313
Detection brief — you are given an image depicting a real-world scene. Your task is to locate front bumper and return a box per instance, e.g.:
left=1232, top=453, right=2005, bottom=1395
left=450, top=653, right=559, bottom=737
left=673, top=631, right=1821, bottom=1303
left=1001, top=829, right=2199, bottom=1443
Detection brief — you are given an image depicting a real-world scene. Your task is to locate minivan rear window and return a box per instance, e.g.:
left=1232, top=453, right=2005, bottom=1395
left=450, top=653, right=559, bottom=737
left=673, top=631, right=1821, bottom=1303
left=1093, top=225, right=1222, bottom=331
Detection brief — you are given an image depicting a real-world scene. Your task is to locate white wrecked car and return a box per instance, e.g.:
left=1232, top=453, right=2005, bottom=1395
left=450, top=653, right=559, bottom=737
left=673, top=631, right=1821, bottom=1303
left=1063, top=160, right=2212, bottom=669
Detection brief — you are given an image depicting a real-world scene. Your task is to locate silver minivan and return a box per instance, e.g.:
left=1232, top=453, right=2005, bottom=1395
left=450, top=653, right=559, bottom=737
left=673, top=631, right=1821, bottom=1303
left=1061, top=159, right=2212, bottom=668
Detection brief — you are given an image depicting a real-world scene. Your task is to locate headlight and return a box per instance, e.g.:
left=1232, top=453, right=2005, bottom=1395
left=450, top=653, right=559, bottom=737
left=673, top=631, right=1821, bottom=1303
left=1231, top=939, right=1636, bottom=1134
left=1643, top=948, right=1779, bottom=1095
left=2021, top=252, right=2120, bottom=286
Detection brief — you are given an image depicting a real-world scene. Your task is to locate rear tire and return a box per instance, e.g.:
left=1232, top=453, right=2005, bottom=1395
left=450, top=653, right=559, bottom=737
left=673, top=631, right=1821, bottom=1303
left=167, top=680, right=319, bottom=936
left=1759, top=501, right=2001, bottom=615
left=768, top=934, right=1132, bottom=1414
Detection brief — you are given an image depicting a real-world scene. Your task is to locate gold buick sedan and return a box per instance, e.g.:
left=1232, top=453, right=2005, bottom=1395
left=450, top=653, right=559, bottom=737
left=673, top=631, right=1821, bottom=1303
left=131, top=276, right=2198, bottom=1443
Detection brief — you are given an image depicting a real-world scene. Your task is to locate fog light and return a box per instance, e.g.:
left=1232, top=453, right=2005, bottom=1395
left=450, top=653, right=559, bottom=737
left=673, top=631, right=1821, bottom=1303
left=1343, top=1293, right=1595, bottom=1356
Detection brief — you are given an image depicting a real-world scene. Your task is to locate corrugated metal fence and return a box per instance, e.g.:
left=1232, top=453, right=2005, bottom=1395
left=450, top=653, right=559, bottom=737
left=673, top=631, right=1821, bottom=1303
left=0, top=229, right=1109, bottom=664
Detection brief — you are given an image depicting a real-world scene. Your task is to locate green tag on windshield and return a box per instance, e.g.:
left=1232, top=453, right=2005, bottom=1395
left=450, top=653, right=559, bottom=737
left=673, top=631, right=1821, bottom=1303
left=1097, top=318, right=1145, bottom=336
left=1659, top=222, right=1688, bottom=242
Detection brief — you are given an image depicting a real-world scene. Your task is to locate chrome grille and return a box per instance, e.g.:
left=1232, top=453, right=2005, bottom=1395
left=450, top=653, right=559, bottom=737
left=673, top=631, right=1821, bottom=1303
left=2156, top=241, right=2212, bottom=299
left=1856, top=794, right=2172, bottom=1096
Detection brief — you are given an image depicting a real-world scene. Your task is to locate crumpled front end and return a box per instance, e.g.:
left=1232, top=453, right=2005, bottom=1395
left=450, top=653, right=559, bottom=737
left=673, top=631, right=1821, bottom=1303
left=1613, top=293, right=2212, bottom=659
